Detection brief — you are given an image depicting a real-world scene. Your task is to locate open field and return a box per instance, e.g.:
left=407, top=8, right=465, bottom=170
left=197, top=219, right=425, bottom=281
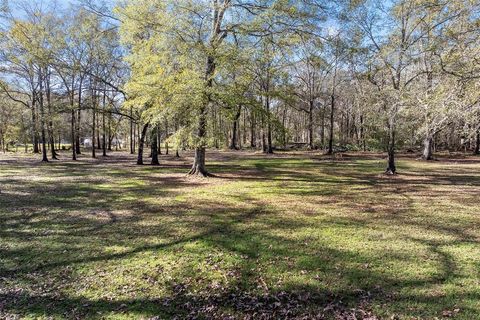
left=0, top=150, right=479, bottom=319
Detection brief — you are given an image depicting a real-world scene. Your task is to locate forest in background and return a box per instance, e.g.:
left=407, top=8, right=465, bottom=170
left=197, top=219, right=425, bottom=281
left=0, top=0, right=479, bottom=175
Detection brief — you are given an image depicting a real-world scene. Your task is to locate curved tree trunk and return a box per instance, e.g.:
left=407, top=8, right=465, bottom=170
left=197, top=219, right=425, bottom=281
left=137, top=123, right=149, bottom=165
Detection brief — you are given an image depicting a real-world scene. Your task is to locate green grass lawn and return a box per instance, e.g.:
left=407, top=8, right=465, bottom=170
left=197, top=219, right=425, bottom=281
left=1, top=150, right=479, bottom=319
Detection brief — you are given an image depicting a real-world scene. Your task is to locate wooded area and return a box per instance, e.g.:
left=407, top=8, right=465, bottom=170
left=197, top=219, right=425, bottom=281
left=0, top=0, right=478, bottom=174
left=0, top=0, right=479, bottom=319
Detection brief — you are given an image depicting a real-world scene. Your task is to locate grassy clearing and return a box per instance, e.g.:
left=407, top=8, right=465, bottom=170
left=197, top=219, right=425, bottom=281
left=0, top=150, right=479, bottom=319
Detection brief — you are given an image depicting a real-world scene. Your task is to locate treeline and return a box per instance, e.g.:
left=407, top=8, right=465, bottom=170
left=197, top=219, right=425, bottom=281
left=0, top=0, right=479, bottom=175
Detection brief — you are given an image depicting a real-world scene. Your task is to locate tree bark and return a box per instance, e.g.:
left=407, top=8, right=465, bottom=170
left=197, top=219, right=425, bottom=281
left=45, top=72, right=57, bottom=160
left=76, top=110, right=81, bottom=154
left=189, top=55, right=214, bottom=176
left=165, top=119, right=169, bottom=155
left=129, top=107, right=134, bottom=154
left=282, top=107, right=287, bottom=149
left=327, top=94, right=335, bottom=155
left=151, top=126, right=159, bottom=165
left=422, top=135, right=434, bottom=160
left=229, top=105, right=241, bottom=150
left=137, top=123, right=149, bottom=165
left=71, top=109, right=76, bottom=161
left=266, top=97, right=273, bottom=154
left=320, top=104, right=325, bottom=149
left=360, top=114, right=366, bottom=152
left=308, top=100, right=314, bottom=149
left=108, top=114, right=112, bottom=151
left=157, top=124, right=162, bottom=155
left=250, top=111, right=256, bottom=148
left=38, top=69, right=48, bottom=162
left=76, top=78, right=83, bottom=155
left=92, top=86, right=97, bottom=158
left=385, top=122, right=396, bottom=175
left=31, top=98, right=39, bottom=154
left=189, top=103, right=209, bottom=176
left=102, top=88, right=107, bottom=157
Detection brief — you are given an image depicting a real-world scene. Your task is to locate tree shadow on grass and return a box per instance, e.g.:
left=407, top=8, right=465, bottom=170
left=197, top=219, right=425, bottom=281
left=1, top=152, right=480, bottom=319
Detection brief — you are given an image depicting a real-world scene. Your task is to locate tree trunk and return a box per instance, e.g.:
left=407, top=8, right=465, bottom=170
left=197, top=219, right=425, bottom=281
left=189, top=55, right=214, bottom=176
left=190, top=146, right=208, bottom=176
left=71, top=109, right=76, bottom=161
left=422, top=135, right=434, bottom=160
left=130, top=107, right=134, bottom=154
left=137, top=123, right=149, bottom=165
left=96, top=113, right=101, bottom=150
left=165, top=119, right=169, bottom=155
left=48, top=123, right=56, bottom=159
left=327, top=94, right=335, bottom=155
left=320, top=104, right=325, bottom=149
left=31, top=100, right=39, bottom=154
left=151, top=126, right=159, bottom=165
left=45, top=72, right=57, bottom=160
left=157, top=124, right=162, bottom=155
left=360, top=114, right=366, bottom=152
left=266, top=96, right=273, bottom=154
left=229, top=105, right=241, bottom=150
left=108, top=114, right=112, bottom=151
left=308, top=100, right=314, bottom=149
left=250, top=111, right=256, bottom=148
left=190, top=103, right=209, bottom=176
left=76, top=109, right=81, bottom=155
left=102, top=88, right=107, bottom=157
left=76, top=78, right=83, bottom=155
left=385, top=122, right=396, bottom=175
left=38, top=70, right=48, bottom=162
left=92, top=86, right=97, bottom=158
left=261, top=113, right=267, bottom=153
left=282, top=107, right=287, bottom=149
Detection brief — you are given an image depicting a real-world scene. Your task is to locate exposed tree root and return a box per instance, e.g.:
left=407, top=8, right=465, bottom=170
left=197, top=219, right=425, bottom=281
left=384, top=169, right=396, bottom=175
left=188, top=167, right=215, bottom=178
